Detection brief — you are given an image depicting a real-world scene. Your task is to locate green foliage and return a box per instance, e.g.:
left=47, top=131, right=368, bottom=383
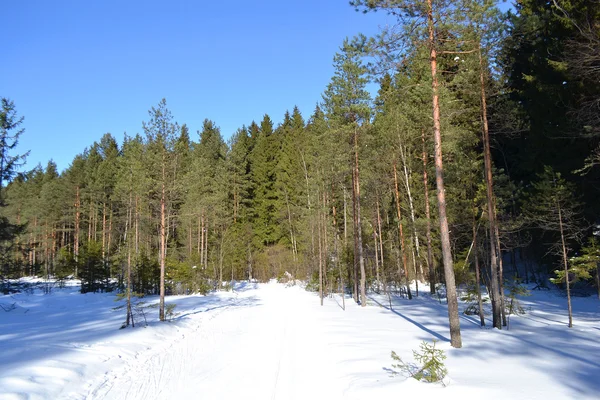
left=305, top=270, right=321, bottom=293
left=390, top=340, right=448, bottom=384
left=505, top=280, right=530, bottom=316
left=322, top=37, right=371, bottom=126
left=569, top=237, right=600, bottom=283
left=55, top=247, right=76, bottom=281
left=166, top=258, right=211, bottom=295
left=0, top=98, right=28, bottom=280
left=133, top=250, right=160, bottom=295
left=165, top=303, right=178, bottom=321
left=524, top=166, right=583, bottom=258
left=80, top=241, right=111, bottom=294
left=453, top=248, right=475, bottom=287
left=461, top=285, right=488, bottom=315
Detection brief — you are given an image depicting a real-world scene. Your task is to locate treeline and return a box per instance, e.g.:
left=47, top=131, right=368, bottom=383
left=1, top=0, right=599, bottom=342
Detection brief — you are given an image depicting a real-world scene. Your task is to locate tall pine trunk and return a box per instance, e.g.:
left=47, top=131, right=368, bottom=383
left=159, top=163, right=166, bottom=322
left=352, top=169, right=359, bottom=303
left=473, top=216, right=485, bottom=326
left=376, top=197, right=385, bottom=293
left=353, top=126, right=367, bottom=307
left=399, top=145, right=424, bottom=282
left=332, top=196, right=345, bottom=311
left=74, top=186, right=80, bottom=277
left=422, top=131, right=435, bottom=294
left=393, top=162, right=412, bottom=299
left=479, top=45, right=503, bottom=330
left=427, top=0, right=461, bottom=348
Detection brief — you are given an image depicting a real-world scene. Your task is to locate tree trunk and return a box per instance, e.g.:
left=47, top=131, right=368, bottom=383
left=473, top=216, right=485, bottom=326
left=376, top=197, right=385, bottom=294
left=323, top=190, right=330, bottom=298
left=159, top=165, right=166, bottom=322
left=74, top=186, right=80, bottom=276
left=352, top=169, right=359, bottom=303
left=189, top=224, right=192, bottom=258
left=495, top=224, right=507, bottom=326
left=219, top=233, right=224, bottom=288
left=102, top=202, right=106, bottom=260
left=478, top=44, right=503, bottom=330
left=422, top=131, right=435, bottom=294
left=200, top=213, right=205, bottom=264
left=373, top=228, right=380, bottom=289
left=393, top=161, right=413, bottom=299
left=233, top=175, right=238, bottom=224
left=285, top=189, right=297, bottom=263
left=318, top=196, right=324, bottom=306
left=88, top=201, right=93, bottom=242
left=108, top=205, right=113, bottom=276
left=558, top=202, right=573, bottom=328
left=333, top=200, right=345, bottom=311
left=427, top=0, right=462, bottom=348
left=354, top=126, right=367, bottom=307
left=400, top=145, right=424, bottom=281
left=135, top=196, right=139, bottom=256
left=204, top=220, right=209, bottom=273
left=126, top=192, right=133, bottom=327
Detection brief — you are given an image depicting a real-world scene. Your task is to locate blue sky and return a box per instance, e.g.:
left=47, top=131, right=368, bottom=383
left=2, top=0, right=390, bottom=172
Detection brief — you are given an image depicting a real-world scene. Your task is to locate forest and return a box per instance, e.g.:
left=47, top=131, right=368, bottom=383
left=1, top=0, right=599, bottom=349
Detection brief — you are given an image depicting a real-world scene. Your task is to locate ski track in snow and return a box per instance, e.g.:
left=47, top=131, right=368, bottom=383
left=2, top=279, right=600, bottom=399
left=86, top=284, right=342, bottom=400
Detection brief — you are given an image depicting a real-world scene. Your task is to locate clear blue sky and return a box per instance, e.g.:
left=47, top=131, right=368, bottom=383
left=2, top=0, right=389, bottom=172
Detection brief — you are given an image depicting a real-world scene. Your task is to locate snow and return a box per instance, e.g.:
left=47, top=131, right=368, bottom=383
left=1, top=278, right=599, bottom=399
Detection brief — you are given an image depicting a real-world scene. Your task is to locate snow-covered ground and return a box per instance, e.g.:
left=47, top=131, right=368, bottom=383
left=1, top=278, right=599, bottom=399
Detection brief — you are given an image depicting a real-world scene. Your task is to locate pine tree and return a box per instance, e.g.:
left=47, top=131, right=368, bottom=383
left=322, top=38, right=371, bottom=307
left=142, top=99, right=180, bottom=322
left=351, top=0, right=463, bottom=347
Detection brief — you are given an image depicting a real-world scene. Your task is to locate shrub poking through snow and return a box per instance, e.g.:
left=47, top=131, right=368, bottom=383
left=390, top=340, right=448, bottom=384
left=505, top=280, right=531, bottom=329
left=165, top=303, right=178, bottom=321
left=461, top=285, right=488, bottom=316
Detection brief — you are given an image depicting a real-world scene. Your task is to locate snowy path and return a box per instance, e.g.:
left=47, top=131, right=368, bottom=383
left=86, top=284, right=342, bottom=400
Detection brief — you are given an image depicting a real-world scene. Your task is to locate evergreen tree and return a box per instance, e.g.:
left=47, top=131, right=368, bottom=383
left=323, top=38, right=371, bottom=307
left=524, top=166, right=583, bottom=328
left=352, top=0, right=465, bottom=347
left=142, top=99, right=180, bottom=321
left=250, top=115, right=280, bottom=246
left=0, top=98, right=28, bottom=281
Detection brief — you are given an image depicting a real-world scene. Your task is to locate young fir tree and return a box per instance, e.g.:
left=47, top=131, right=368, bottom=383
left=570, top=237, right=600, bottom=299
left=525, top=166, right=583, bottom=327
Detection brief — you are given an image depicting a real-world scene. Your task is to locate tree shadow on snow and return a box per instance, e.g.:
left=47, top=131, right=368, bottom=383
left=368, top=295, right=450, bottom=343
left=0, top=288, right=261, bottom=374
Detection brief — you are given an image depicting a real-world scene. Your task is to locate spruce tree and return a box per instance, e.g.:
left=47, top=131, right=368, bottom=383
left=525, top=166, right=583, bottom=327
left=0, top=99, right=28, bottom=281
